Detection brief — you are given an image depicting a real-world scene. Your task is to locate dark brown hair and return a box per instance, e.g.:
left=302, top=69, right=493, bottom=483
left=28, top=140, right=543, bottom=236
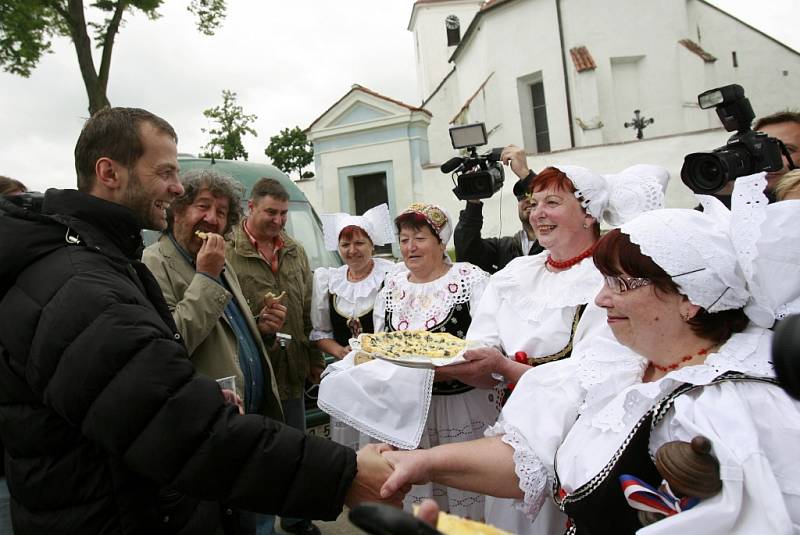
left=594, top=229, right=749, bottom=345
left=394, top=212, right=441, bottom=243
left=250, top=177, right=289, bottom=202
left=74, top=107, right=177, bottom=192
left=754, top=110, right=800, bottom=131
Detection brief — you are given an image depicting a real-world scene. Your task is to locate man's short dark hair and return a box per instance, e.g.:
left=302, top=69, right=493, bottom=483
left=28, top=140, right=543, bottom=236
left=251, top=177, right=289, bottom=202
left=754, top=110, right=800, bottom=131
left=168, top=169, right=245, bottom=236
left=74, top=107, right=177, bottom=192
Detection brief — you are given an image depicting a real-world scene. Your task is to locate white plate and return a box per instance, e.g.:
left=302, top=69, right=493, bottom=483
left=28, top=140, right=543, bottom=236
left=351, top=334, right=480, bottom=369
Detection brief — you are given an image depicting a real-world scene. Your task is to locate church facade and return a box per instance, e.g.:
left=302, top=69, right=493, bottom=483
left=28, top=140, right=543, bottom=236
left=301, top=0, right=800, bottom=241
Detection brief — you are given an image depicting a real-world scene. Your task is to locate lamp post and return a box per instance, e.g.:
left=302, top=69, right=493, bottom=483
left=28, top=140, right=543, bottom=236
left=624, top=109, right=655, bottom=140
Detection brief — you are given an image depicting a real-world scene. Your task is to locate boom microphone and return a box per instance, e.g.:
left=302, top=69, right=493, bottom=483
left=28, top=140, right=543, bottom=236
left=440, top=156, right=464, bottom=174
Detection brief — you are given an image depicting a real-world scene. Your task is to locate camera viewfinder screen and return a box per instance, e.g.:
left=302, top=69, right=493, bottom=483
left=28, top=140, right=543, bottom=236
left=450, top=123, right=488, bottom=149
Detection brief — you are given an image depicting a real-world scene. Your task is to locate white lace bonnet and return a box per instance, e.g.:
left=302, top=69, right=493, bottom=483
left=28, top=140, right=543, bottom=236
left=553, top=164, right=669, bottom=226
left=321, top=203, right=395, bottom=251
left=620, top=172, right=800, bottom=327
left=396, top=202, right=454, bottom=245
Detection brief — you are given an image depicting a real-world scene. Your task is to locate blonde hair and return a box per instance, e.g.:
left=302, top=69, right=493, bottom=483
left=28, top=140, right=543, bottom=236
left=775, top=169, right=800, bottom=201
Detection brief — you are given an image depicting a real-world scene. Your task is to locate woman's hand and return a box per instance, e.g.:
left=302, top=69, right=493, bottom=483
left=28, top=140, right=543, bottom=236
left=380, top=449, right=433, bottom=499
left=438, top=347, right=507, bottom=389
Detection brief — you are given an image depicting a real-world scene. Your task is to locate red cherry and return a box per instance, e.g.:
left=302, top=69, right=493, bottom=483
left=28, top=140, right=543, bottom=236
left=514, top=351, right=528, bottom=363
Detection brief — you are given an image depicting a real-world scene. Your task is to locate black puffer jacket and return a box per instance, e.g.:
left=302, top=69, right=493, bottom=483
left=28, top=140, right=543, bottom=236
left=0, top=190, right=356, bottom=535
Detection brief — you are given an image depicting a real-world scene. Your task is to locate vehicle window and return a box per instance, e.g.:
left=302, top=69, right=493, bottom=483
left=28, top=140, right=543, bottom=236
left=286, top=201, right=341, bottom=271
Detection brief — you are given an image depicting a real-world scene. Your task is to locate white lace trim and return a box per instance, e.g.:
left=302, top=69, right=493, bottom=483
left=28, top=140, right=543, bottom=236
left=383, top=263, right=488, bottom=329
left=580, top=326, right=773, bottom=434
left=317, top=367, right=435, bottom=450
left=491, top=253, right=603, bottom=322
left=326, top=258, right=395, bottom=302
left=486, top=420, right=549, bottom=521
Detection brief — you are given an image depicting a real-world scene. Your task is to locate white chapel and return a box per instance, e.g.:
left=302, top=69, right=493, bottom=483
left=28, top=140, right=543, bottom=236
left=301, top=0, right=800, bottom=241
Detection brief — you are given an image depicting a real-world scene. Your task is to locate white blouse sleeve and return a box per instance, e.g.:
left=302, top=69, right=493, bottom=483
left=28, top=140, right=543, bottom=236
left=465, top=277, right=504, bottom=351
left=643, top=381, right=800, bottom=534
left=467, top=265, right=490, bottom=315
left=309, top=268, right=334, bottom=341
left=372, top=286, right=387, bottom=333
left=485, top=358, right=586, bottom=519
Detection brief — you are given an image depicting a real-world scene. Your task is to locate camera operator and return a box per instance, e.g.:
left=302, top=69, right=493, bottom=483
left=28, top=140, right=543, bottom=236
left=713, top=110, right=800, bottom=205
left=454, top=145, right=542, bottom=273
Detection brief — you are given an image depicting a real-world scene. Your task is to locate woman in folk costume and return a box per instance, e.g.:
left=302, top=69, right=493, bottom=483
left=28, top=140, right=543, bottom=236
left=319, top=202, right=496, bottom=519
left=380, top=172, right=800, bottom=534
left=310, top=204, right=395, bottom=449
left=450, top=164, right=669, bottom=534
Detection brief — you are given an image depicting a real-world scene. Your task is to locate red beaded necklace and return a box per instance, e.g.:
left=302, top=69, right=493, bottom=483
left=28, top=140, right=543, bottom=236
left=546, top=243, right=597, bottom=270
left=652, top=346, right=714, bottom=372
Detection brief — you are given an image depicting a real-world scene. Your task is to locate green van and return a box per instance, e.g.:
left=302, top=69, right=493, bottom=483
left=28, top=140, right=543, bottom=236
left=147, top=157, right=340, bottom=437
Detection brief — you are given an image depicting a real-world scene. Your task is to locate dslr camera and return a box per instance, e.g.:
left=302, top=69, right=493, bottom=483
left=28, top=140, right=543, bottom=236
left=681, top=84, right=786, bottom=194
left=440, top=123, right=505, bottom=200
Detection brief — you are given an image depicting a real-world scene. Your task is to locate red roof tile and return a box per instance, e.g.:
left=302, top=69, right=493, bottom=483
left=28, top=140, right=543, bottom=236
left=570, top=46, right=596, bottom=72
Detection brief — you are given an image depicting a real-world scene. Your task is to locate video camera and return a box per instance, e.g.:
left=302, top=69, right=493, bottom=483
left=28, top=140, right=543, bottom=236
left=440, top=123, right=505, bottom=200
left=681, top=84, right=790, bottom=194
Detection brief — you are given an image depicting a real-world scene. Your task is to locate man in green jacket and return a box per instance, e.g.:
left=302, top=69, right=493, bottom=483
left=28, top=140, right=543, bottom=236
left=143, top=168, right=287, bottom=534
left=226, top=177, right=325, bottom=535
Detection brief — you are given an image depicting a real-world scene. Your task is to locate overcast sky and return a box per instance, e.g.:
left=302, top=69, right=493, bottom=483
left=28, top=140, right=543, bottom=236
left=1, top=0, right=798, bottom=193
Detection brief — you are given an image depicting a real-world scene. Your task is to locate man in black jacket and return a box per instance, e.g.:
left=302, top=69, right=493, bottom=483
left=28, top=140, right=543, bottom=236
left=0, top=107, right=399, bottom=535
left=454, top=144, right=542, bottom=273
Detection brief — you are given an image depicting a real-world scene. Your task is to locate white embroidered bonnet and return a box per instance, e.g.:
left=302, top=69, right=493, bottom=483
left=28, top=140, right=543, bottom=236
left=321, top=203, right=395, bottom=251
left=553, top=164, right=669, bottom=226
left=620, top=173, right=800, bottom=327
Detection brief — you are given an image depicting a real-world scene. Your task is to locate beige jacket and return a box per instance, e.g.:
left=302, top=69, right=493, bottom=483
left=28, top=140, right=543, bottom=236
left=226, top=222, right=324, bottom=400
left=142, top=234, right=283, bottom=420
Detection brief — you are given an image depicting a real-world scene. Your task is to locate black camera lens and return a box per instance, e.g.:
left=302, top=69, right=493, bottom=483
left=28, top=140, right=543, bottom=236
left=681, top=153, right=728, bottom=193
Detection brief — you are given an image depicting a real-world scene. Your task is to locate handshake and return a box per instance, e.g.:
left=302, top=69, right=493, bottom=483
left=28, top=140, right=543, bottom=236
left=344, top=443, right=430, bottom=509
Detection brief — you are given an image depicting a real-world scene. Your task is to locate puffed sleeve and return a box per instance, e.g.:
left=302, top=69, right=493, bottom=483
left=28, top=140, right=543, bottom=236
left=466, top=264, right=490, bottom=314
left=485, top=357, right=585, bottom=519
left=465, top=276, right=503, bottom=351
left=644, top=380, right=800, bottom=534
left=309, top=268, right=333, bottom=342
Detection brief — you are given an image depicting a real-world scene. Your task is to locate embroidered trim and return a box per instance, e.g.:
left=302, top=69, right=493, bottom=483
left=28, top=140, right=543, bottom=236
left=487, top=420, right=550, bottom=521
left=316, top=367, right=435, bottom=450
left=383, top=263, right=487, bottom=330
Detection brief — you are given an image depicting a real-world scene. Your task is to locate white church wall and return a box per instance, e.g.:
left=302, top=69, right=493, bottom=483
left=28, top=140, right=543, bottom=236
left=686, top=0, right=800, bottom=119
left=452, top=0, right=570, bottom=153
left=409, top=0, right=483, bottom=102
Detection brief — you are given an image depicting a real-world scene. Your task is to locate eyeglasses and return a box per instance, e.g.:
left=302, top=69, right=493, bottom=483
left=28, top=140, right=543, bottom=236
left=603, top=275, right=652, bottom=293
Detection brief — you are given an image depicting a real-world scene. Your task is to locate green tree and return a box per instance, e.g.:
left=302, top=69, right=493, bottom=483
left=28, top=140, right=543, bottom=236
left=200, top=89, right=257, bottom=161
left=265, top=126, right=314, bottom=179
left=0, top=0, right=227, bottom=115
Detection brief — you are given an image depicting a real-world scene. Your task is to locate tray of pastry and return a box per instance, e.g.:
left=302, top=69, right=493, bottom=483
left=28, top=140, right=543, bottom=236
left=351, top=330, right=479, bottom=369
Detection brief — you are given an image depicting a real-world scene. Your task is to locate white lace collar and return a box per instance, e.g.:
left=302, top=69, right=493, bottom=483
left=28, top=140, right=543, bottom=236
left=578, top=326, right=774, bottom=433
left=327, top=258, right=396, bottom=302
left=491, top=252, right=603, bottom=321
left=383, top=262, right=488, bottom=330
